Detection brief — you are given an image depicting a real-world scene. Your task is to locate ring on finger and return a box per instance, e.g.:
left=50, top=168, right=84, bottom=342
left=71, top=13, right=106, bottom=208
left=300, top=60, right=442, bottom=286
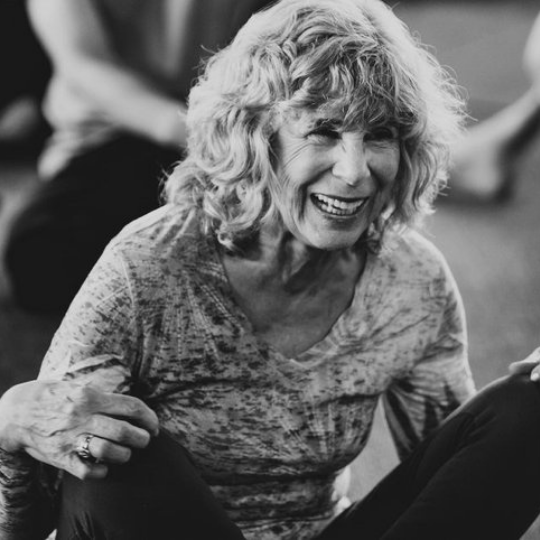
left=75, top=434, right=98, bottom=462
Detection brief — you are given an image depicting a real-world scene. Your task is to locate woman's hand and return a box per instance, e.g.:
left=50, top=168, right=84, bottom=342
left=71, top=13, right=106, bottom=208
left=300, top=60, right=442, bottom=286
left=508, top=347, right=540, bottom=381
left=0, top=380, right=159, bottom=480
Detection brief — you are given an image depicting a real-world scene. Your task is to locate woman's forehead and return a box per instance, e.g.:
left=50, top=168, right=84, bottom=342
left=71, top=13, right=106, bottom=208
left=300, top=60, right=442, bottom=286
left=280, top=100, right=396, bottom=128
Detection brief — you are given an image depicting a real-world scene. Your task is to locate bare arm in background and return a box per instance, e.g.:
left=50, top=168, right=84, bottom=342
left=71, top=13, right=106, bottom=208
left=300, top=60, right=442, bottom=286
left=523, top=12, right=540, bottom=100
left=0, top=245, right=161, bottom=539
left=27, top=0, right=187, bottom=149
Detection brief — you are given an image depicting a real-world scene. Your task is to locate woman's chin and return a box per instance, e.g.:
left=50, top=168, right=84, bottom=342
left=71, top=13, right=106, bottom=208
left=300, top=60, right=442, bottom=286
left=298, top=218, right=368, bottom=251
left=301, top=229, right=365, bottom=251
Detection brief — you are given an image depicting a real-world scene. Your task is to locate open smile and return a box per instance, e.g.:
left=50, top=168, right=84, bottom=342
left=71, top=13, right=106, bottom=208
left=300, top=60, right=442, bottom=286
left=311, top=193, right=368, bottom=217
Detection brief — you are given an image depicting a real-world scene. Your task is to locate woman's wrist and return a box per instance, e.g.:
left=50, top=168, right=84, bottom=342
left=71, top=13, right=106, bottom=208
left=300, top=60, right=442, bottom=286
left=0, top=387, right=35, bottom=470
left=0, top=446, right=35, bottom=472
left=0, top=385, right=31, bottom=457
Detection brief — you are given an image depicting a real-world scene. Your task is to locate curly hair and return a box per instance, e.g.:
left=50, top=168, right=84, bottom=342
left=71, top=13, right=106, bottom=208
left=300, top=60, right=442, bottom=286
left=164, top=0, right=466, bottom=250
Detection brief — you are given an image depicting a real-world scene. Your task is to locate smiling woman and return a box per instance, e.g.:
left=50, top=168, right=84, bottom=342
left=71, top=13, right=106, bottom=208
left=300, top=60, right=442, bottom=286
left=271, top=112, right=400, bottom=250
left=165, top=0, right=463, bottom=251
left=2, top=1, right=540, bottom=540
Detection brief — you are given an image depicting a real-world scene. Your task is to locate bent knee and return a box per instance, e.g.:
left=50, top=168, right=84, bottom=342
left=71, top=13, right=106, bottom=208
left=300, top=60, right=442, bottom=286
left=472, top=373, right=540, bottom=434
left=491, top=372, right=540, bottom=410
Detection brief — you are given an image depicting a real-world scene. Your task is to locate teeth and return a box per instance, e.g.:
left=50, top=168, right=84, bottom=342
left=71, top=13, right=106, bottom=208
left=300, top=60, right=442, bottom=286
left=312, top=193, right=366, bottom=216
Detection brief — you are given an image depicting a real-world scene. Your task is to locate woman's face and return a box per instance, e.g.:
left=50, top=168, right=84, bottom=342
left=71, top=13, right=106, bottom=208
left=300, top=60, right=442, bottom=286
left=272, top=109, right=400, bottom=250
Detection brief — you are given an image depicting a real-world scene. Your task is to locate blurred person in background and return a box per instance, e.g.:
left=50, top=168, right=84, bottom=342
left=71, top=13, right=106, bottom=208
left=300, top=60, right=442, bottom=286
left=3, top=0, right=272, bottom=313
left=448, top=11, right=540, bottom=203
left=0, top=1, right=50, bottom=155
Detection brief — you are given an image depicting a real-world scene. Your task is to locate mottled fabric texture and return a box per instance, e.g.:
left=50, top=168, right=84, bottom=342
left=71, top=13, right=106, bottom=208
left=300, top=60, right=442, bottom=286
left=0, top=205, right=475, bottom=539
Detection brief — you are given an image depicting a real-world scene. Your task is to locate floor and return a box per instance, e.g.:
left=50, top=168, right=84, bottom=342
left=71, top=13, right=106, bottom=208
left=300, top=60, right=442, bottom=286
left=0, top=1, right=539, bottom=537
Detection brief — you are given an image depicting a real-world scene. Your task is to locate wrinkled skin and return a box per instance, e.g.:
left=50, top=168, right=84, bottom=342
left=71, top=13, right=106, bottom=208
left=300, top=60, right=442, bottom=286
left=0, top=380, right=159, bottom=479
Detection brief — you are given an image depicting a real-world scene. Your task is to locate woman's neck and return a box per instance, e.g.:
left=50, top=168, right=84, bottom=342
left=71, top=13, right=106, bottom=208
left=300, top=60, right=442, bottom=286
left=220, top=228, right=367, bottom=358
left=225, top=227, right=361, bottom=294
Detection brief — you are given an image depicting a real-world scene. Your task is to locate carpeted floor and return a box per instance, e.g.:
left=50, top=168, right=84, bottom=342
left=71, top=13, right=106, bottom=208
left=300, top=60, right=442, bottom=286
left=1, top=1, right=539, bottom=537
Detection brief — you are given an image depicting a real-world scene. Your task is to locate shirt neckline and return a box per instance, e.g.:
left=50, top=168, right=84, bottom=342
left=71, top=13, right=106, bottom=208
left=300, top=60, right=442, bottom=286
left=201, top=232, right=377, bottom=363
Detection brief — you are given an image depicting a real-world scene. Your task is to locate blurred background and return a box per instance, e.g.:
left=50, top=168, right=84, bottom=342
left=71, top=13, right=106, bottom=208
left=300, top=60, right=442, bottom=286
left=0, top=0, right=539, bottom=537
left=401, top=0, right=540, bottom=389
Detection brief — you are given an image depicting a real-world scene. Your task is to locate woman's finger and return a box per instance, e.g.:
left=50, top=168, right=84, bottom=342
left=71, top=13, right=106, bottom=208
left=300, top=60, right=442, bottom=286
left=95, top=392, right=159, bottom=436
left=66, top=452, right=109, bottom=480
left=88, top=414, right=153, bottom=449
left=508, top=347, right=540, bottom=380
left=26, top=446, right=110, bottom=480
left=531, top=365, right=540, bottom=382
left=508, top=359, right=540, bottom=375
left=80, top=434, right=132, bottom=464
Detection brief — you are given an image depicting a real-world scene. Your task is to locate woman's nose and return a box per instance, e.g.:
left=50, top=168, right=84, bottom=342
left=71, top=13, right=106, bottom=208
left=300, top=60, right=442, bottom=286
left=332, top=138, right=372, bottom=187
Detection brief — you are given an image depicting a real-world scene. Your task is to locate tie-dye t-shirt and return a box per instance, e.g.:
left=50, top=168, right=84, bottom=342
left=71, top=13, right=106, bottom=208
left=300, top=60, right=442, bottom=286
left=0, top=205, right=475, bottom=539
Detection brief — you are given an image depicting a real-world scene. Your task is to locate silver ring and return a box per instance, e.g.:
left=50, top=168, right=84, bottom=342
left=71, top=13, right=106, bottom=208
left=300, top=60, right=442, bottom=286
left=75, top=434, right=96, bottom=461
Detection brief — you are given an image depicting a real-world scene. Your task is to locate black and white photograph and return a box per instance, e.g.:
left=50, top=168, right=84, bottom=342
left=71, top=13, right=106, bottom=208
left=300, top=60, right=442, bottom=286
left=0, top=0, right=539, bottom=538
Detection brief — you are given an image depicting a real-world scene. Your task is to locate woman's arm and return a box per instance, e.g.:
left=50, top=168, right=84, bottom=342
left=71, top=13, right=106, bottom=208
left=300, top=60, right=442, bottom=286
left=0, top=243, right=159, bottom=537
left=0, top=381, right=158, bottom=539
left=0, top=443, right=51, bottom=540
left=382, top=261, right=476, bottom=460
left=27, top=0, right=187, bottom=148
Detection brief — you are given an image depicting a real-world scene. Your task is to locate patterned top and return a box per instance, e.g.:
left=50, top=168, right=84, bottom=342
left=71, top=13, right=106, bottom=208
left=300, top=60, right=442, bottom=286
left=0, top=205, right=475, bottom=539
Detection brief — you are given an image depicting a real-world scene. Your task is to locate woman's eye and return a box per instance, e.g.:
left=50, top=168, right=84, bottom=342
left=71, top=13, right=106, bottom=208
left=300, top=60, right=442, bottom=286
left=365, top=127, right=398, bottom=142
left=309, top=126, right=340, bottom=140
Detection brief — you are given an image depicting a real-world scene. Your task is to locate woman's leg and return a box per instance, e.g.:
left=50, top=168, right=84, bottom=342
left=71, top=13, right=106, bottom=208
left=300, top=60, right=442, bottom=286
left=318, top=374, right=540, bottom=540
left=4, top=136, right=180, bottom=313
left=56, top=431, right=246, bottom=540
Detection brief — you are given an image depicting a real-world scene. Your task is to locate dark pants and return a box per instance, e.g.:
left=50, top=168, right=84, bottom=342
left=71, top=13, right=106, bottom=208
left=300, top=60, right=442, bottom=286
left=5, top=136, right=181, bottom=312
left=57, top=374, right=540, bottom=540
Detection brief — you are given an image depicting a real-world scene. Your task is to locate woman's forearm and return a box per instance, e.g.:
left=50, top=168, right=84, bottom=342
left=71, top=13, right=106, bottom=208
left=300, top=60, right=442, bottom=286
left=0, top=448, right=55, bottom=539
left=0, top=387, right=57, bottom=539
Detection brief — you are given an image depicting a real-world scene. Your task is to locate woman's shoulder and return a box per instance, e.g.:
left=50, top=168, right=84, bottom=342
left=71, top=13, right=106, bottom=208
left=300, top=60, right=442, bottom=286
left=342, top=230, right=461, bottom=348
left=107, top=204, right=208, bottom=267
left=360, top=228, right=458, bottom=307
left=92, top=204, right=220, bottom=298
left=376, top=228, right=452, bottom=284
left=93, top=204, right=222, bottom=308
